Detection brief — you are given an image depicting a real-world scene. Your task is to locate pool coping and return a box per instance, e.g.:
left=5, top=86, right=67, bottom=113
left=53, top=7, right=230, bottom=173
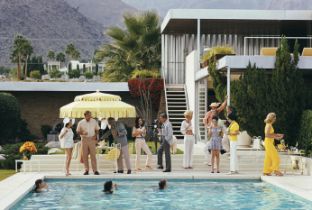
left=1, top=172, right=311, bottom=209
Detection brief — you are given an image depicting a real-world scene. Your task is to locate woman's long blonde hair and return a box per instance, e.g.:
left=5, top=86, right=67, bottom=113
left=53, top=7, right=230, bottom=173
left=264, top=112, right=276, bottom=124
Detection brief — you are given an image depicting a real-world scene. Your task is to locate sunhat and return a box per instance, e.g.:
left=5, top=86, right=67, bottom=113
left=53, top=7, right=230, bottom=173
left=210, top=102, right=220, bottom=108
left=63, top=118, right=75, bottom=127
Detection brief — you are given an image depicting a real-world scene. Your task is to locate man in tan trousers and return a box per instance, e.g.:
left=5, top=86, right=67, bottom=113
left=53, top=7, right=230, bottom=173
left=77, top=111, right=100, bottom=175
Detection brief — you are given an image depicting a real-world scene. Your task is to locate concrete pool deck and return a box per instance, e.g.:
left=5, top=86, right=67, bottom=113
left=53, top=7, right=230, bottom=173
left=0, top=171, right=311, bottom=209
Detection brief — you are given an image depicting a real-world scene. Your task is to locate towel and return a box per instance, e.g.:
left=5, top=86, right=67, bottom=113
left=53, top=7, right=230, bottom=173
left=105, top=148, right=120, bottom=161
left=72, top=142, right=81, bottom=160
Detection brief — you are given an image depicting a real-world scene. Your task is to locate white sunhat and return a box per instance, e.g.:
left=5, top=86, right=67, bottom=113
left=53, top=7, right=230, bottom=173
left=63, top=118, right=75, bottom=127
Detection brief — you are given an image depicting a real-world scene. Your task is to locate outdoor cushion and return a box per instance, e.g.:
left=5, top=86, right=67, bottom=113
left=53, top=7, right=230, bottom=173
left=302, top=48, right=312, bottom=56
left=45, top=141, right=60, bottom=148
left=260, top=47, right=277, bottom=56
left=48, top=148, right=64, bottom=154
left=0, top=154, right=6, bottom=160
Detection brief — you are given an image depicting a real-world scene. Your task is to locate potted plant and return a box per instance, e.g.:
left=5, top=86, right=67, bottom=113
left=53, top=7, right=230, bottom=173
left=201, top=46, right=235, bottom=68
left=19, top=141, right=37, bottom=160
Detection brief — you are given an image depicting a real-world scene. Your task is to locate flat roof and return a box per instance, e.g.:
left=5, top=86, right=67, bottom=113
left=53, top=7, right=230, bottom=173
left=0, top=82, right=129, bottom=92
left=217, top=55, right=312, bottom=70
left=162, top=9, right=312, bottom=33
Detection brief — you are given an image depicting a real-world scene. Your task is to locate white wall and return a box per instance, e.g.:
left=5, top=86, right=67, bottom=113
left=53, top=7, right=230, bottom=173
left=185, top=50, right=197, bottom=131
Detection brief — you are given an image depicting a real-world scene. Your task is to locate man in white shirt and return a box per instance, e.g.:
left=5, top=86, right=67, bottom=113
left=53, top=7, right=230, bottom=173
left=76, top=111, right=100, bottom=175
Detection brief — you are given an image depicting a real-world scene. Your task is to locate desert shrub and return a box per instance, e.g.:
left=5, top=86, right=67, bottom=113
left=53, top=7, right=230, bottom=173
left=30, top=70, right=41, bottom=79
left=84, top=71, right=93, bottom=79
left=68, top=69, right=80, bottom=78
left=49, top=69, right=62, bottom=78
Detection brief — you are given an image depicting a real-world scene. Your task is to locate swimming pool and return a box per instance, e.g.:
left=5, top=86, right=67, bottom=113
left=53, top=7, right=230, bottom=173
left=12, top=179, right=312, bottom=210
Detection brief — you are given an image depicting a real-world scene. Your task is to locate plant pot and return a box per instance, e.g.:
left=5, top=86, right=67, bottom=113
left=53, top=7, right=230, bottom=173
left=237, top=131, right=251, bottom=148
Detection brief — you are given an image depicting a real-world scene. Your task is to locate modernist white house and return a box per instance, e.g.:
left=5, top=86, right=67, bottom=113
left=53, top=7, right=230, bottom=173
left=161, top=9, right=312, bottom=141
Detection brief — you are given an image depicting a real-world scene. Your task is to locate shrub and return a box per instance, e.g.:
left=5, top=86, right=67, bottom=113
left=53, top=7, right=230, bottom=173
left=128, top=78, right=164, bottom=124
left=49, top=69, right=62, bottom=78
left=201, top=46, right=234, bottom=62
left=0, top=93, right=21, bottom=144
left=68, top=69, right=80, bottom=78
left=41, top=125, right=52, bottom=140
left=84, top=71, right=93, bottom=79
left=298, top=110, right=312, bottom=156
left=0, top=66, right=10, bottom=75
left=131, top=69, right=160, bottom=79
left=30, top=70, right=41, bottom=79
left=16, top=119, right=37, bottom=141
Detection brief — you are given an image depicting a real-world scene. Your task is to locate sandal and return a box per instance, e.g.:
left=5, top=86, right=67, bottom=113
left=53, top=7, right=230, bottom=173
left=145, top=166, right=152, bottom=170
left=263, top=173, right=272, bottom=176
left=274, top=171, right=283, bottom=176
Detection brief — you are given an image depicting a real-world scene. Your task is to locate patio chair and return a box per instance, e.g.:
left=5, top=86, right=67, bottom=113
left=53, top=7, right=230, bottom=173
left=260, top=47, right=277, bottom=56
left=302, top=48, right=312, bottom=56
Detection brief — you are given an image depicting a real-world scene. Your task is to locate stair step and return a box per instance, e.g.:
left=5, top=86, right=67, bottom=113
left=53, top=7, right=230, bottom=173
left=166, top=91, right=185, bottom=93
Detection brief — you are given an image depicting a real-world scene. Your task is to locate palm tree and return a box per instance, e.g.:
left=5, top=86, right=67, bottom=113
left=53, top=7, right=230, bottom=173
left=10, top=35, right=33, bottom=80
left=56, top=52, right=66, bottom=63
left=65, top=43, right=80, bottom=60
left=95, top=11, right=161, bottom=81
left=47, top=50, right=55, bottom=61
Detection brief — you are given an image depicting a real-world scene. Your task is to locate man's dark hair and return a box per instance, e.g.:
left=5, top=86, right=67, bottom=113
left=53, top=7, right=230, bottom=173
left=107, top=117, right=115, bottom=124
left=159, top=179, right=167, bottom=190
left=159, top=113, right=168, bottom=119
left=103, top=180, right=113, bottom=194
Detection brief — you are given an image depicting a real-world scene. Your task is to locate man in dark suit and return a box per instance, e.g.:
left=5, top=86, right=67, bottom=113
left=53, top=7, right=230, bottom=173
left=157, top=113, right=173, bottom=172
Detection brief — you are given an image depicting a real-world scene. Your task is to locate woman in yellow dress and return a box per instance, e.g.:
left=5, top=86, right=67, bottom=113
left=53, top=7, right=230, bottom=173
left=263, top=113, right=284, bottom=176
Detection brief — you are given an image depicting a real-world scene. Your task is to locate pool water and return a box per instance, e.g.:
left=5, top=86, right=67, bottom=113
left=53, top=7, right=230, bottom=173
left=13, top=179, right=312, bottom=210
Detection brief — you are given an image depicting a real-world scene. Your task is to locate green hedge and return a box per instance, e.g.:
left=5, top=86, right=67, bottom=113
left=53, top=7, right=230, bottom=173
left=298, top=110, right=312, bottom=156
left=0, top=142, right=48, bottom=169
left=0, top=93, right=21, bottom=144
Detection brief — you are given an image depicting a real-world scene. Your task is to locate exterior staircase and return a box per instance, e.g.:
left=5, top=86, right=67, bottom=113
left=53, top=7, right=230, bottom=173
left=198, top=82, right=207, bottom=142
left=165, top=85, right=188, bottom=140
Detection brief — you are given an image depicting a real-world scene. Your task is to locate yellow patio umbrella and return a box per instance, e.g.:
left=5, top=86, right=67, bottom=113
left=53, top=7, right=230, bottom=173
left=59, top=91, right=136, bottom=119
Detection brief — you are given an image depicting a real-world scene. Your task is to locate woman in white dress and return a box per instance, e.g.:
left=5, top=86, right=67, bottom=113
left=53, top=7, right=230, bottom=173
left=180, top=110, right=195, bottom=169
left=132, top=117, right=152, bottom=171
left=59, top=118, right=75, bottom=176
